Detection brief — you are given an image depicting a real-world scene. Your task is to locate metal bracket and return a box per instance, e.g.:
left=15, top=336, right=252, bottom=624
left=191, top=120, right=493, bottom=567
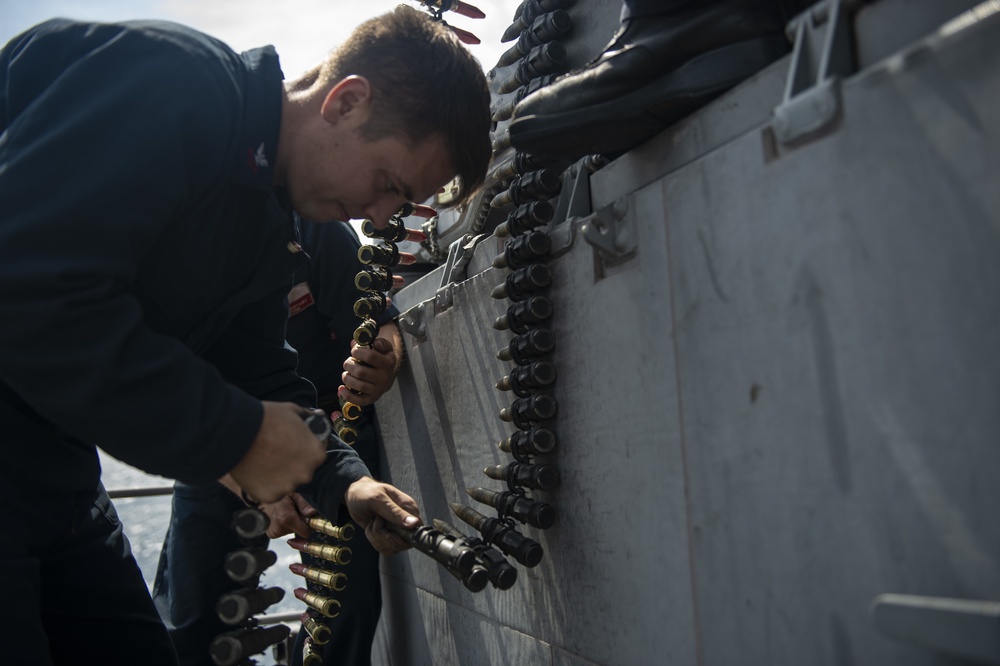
left=772, top=0, right=860, bottom=144
left=397, top=301, right=428, bottom=343
left=434, top=233, right=487, bottom=312
left=579, top=197, right=635, bottom=264
left=870, top=593, right=1000, bottom=664
left=548, top=157, right=597, bottom=258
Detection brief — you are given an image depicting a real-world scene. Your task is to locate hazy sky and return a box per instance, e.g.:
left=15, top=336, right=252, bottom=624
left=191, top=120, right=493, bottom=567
left=0, top=0, right=521, bottom=77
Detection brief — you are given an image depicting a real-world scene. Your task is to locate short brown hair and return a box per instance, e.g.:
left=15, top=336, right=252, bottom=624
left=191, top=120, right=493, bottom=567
left=318, top=5, right=491, bottom=205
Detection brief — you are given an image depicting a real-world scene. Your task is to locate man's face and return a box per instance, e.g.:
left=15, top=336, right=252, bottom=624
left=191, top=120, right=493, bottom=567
left=289, top=123, right=454, bottom=229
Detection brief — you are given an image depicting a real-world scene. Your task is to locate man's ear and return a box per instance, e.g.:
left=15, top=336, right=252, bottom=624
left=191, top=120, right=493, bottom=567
left=321, top=76, right=372, bottom=127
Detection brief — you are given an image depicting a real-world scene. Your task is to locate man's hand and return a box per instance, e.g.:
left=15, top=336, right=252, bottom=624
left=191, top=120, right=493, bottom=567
left=339, top=336, right=398, bottom=406
left=345, top=477, right=421, bottom=555
left=260, top=493, right=318, bottom=539
left=227, top=401, right=327, bottom=503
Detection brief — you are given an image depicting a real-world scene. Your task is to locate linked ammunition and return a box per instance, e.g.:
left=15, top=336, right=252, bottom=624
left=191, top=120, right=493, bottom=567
left=421, top=0, right=486, bottom=19
left=494, top=200, right=555, bottom=237
left=491, top=169, right=562, bottom=209
left=495, top=361, right=557, bottom=396
left=303, top=410, right=332, bottom=442
left=295, top=588, right=341, bottom=618
left=355, top=268, right=393, bottom=293
left=499, top=426, right=557, bottom=456
left=493, top=230, right=552, bottom=269
left=497, top=42, right=567, bottom=95
left=290, top=563, right=348, bottom=592
left=445, top=559, right=490, bottom=593
left=450, top=503, right=543, bottom=568
left=493, top=295, right=552, bottom=334
left=288, top=538, right=352, bottom=565
left=396, top=202, right=437, bottom=219
left=496, top=328, right=555, bottom=363
left=354, top=293, right=388, bottom=319
left=445, top=23, right=481, bottom=45
left=300, top=612, right=332, bottom=645
left=353, top=318, right=378, bottom=346
left=339, top=395, right=363, bottom=422
left=302, top=638, right=323, bottom=665
left=306, top=517, right=355, bottom=541
left=209, top=624, right=291, bottom=666
left=484, top=461, right=560, bottom=491
left=497, top=10, right=573, bottom=66
left=433, top=519, right=518, bottom=590
left=499, top=393, right=558, bottom=428
left=491, top=263, right=552, bottom=301
left=332, top=411, right=359, bottom=445
left=224, top=547, right=278, bottom=584
left=361, top=218, right=417, bottom=243
left=388, top=524, right=479, bottom=577
left=216, top=586, right=285, bottom=625
left=231, top=508, right=269, bottom=541
left=358, top=243, right=402, bottom=268
left=491, top=75, right=557, bottom=123
left=466, top=486, right=555, bottom=530
left=502, top=0, right=576, bottom=42
left=491, top=127, right=512, bottom=155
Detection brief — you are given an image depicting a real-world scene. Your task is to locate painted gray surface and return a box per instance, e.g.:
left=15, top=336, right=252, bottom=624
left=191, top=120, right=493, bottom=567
left=372, top=5, right=1000, bottom=666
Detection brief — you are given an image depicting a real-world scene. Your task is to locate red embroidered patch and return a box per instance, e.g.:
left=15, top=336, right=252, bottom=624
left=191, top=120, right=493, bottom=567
left=288, top=282, right=315, bottom=316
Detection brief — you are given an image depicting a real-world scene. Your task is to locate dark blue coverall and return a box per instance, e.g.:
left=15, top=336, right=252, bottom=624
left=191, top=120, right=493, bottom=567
left=0, top=19, right=368, bottom=665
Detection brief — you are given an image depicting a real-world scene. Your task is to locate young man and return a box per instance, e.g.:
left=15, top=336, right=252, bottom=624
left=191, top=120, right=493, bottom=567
left=0, top=6, right=491, bottom=665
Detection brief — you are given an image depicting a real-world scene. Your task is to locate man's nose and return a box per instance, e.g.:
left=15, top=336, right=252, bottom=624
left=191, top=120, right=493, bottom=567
left=363, top=198, right=407, bottom=229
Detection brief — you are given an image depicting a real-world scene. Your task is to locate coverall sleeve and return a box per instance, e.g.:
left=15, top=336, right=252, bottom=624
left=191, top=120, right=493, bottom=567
left=0, top=22, right=264, bottom=482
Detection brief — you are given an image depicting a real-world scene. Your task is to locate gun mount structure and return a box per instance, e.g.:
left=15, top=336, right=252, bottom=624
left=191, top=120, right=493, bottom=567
left=371, top=0, right=1000, bottom=664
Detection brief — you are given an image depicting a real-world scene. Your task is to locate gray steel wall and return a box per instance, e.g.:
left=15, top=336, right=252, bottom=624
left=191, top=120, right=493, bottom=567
left=370, top=3, right=1000, bottom=664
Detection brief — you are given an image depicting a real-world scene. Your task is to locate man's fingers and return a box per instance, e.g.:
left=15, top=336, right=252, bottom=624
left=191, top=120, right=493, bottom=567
left=292, top=493, right=319, bottom=518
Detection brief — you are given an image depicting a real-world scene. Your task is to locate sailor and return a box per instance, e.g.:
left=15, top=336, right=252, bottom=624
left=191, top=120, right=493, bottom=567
left=0, top=7, right=490, bottom=665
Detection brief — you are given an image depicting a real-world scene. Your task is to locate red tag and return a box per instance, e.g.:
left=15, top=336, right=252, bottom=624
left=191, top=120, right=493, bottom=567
left=288, top=282, right=315, bottom=316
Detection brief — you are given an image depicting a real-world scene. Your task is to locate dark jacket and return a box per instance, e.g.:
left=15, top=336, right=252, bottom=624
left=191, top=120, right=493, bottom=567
left=0, top=19, right=367, bottom=523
